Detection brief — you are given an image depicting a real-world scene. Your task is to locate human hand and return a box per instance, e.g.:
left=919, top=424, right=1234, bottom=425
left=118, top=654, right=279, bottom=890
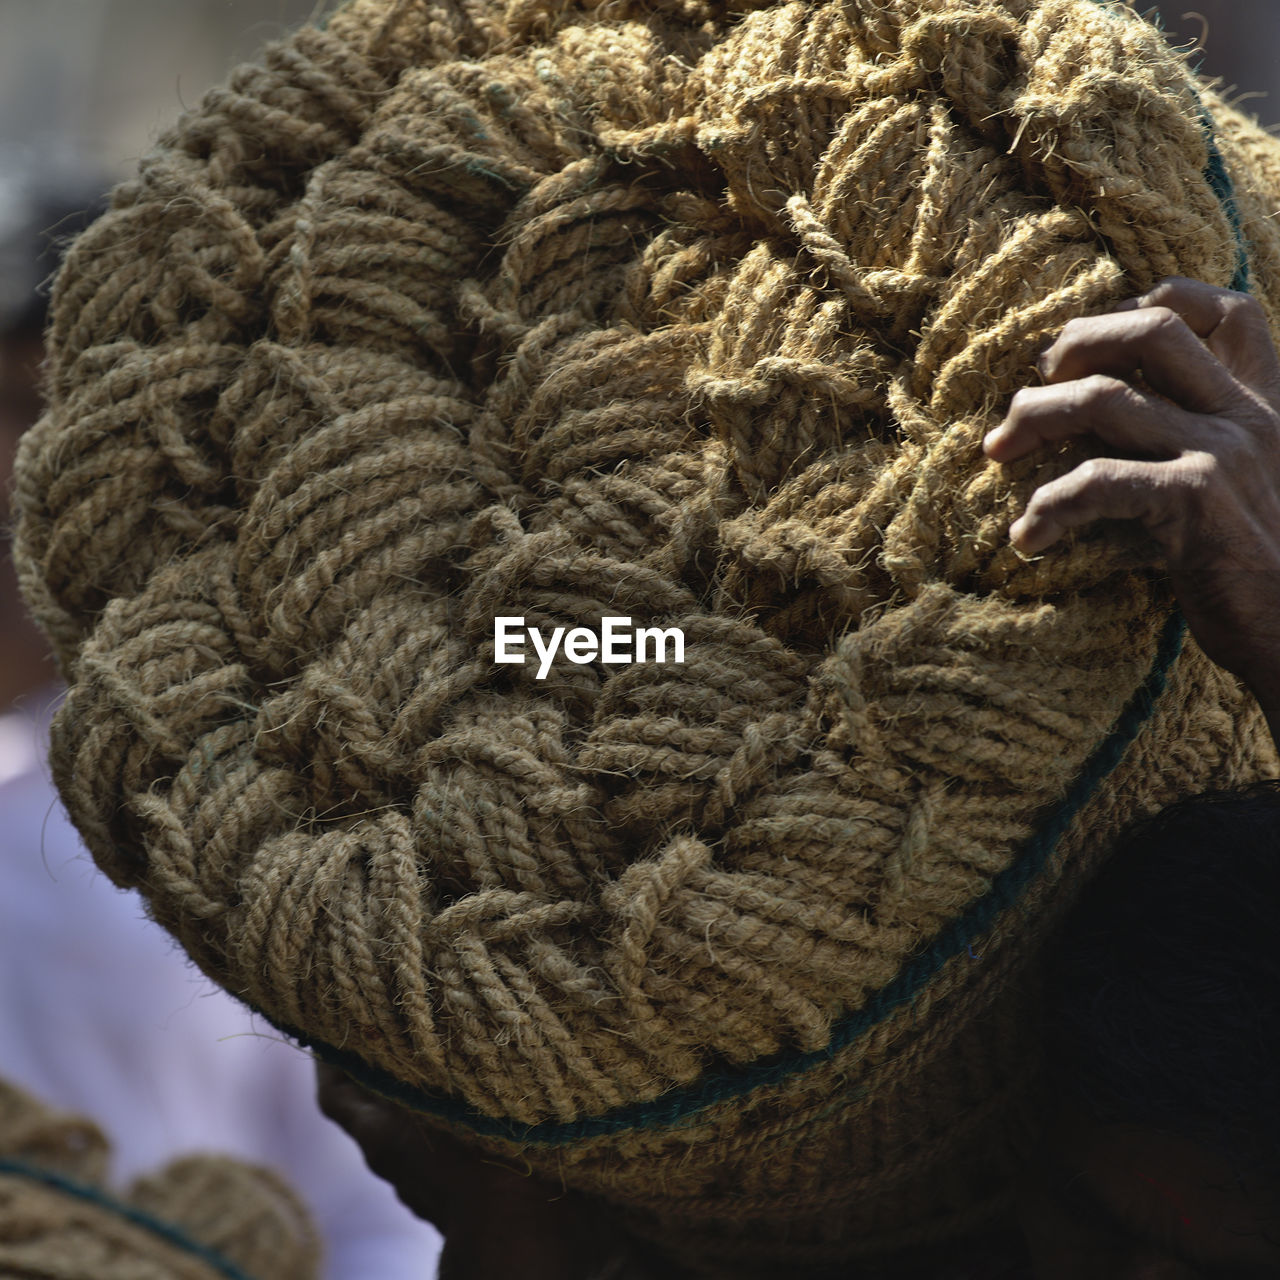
left=983, top=277, right=1280, bottom=731
left=315, top=1063, right=618, bottom=1280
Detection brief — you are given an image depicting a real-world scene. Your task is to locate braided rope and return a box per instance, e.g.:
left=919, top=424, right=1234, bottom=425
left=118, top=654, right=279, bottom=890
left=262, top=609, right=1191, bottom=1142
left=0, top=1079, right=319, bottom=1280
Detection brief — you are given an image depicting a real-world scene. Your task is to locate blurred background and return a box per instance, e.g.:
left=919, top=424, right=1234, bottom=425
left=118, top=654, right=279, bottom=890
left=0, top=2, right=1277, bottom=210
left=1152, top=1, right=1280, bottom=118
left=0, top=0, right=330, bottom=177
left=0, top=0, right=334, bottom=331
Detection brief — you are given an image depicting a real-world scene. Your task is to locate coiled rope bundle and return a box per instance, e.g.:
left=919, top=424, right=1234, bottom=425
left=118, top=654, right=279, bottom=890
left=15, top=0, right=1280, bottom=1271
left=0, top=1079, right=319, bottom=1279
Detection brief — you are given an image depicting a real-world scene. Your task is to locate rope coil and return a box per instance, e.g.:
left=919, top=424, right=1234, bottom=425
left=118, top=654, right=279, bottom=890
left=0, top=1080, right=319, bottom=1280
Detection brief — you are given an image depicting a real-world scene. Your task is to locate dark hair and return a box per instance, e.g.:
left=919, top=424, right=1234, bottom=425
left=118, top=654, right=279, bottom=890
left=1042, top=781, right=1280, bottom=1185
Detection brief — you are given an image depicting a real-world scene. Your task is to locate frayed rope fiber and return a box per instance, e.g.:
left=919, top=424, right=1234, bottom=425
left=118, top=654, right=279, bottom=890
left=14, top=0, right=1280, bottom=1272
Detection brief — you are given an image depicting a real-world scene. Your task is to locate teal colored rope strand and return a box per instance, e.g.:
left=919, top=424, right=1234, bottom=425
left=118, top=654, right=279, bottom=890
left=1200, top=106, right=1251, bottom=292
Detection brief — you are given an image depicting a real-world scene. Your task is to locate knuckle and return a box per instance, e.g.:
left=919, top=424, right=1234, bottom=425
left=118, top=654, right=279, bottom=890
left=1033, top=457, right=1106, bottom=511
left=1072, top=456, right=1109, bottom=489
left=1068, top=374, right=1130, bottom=414
left=1224, top=290, right=1265, bottom=321
left=1087, top=372, right=1128, bottom=403
left=1056, top=314, right=1100, bottom=346
left=1076, top=455, right=1137, bottom=499
left=1182, top=450, right=1218, bottom=483
left=1172, top=452, right=1220, bottom=506
left=1051, top=316, right=1092, bottom=354
left=1144, top=305, right=1185, bottom=340
left=1008, top=385, right=1038, bottom=415
left=1148, top=275, right=1209, bottom=303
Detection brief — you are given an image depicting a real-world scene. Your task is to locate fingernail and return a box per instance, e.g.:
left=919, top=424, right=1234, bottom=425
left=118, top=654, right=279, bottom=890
left=983, top=424, right=1007, bottom=454
left=1008, top=515, right=1027, bottom=544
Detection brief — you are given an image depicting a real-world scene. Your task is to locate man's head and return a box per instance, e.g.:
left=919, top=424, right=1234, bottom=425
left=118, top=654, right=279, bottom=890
left=1027, top=784, right=1280, bottom=1277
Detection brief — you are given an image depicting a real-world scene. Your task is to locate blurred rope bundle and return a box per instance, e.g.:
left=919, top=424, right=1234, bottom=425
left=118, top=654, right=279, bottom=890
left=13, top=0, right=1280, bottom=1272
left=0, top=1078, right=319, bottom=1279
